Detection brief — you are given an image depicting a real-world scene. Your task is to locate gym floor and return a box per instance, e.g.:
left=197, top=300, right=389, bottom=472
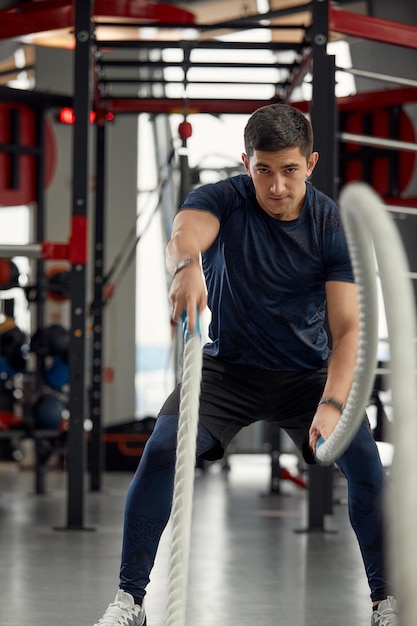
left=0, top=454, right=375, bottom=626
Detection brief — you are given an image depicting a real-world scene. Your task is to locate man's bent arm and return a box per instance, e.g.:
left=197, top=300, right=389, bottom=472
left=309, top=280, right=360, bottom=452
left=166, top=209, right=220, bottom=332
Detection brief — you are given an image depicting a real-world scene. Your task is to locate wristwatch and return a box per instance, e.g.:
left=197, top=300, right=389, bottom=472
left=173, top=258, right=192, bottom=276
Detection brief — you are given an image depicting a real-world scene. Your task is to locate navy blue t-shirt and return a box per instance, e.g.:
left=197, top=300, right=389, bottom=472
left=180, top=175, right=354, bottom=370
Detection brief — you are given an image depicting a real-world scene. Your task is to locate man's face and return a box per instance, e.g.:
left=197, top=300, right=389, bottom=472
left=242, top=147, right=318, bottom=221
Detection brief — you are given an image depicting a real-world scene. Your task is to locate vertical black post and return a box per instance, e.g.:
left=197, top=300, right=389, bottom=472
left=65, top=0, right=92, bottom=529
left=310, top=0, right=337, bottom=199
left=90, top=122, right=106, bottom=492
left=34, top=108, right=48, bottom=495
left=307, top=0, right=337, bottom=532
left=34, top=107, right=46, bottom=396
left=269, top=424, right=282, bottom=494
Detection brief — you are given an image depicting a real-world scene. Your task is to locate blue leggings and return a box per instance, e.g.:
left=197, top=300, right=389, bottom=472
left=119, top=414, right=387, bottom=604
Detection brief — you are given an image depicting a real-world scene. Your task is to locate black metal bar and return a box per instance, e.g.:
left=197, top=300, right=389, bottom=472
left=99, top=60, right=297, bottom=70
left=97, top=39, right=306, bottom=52
left=388, top=106, right=400, bottom=197
left=0, top=143, right=42, bottom=155
left=0, top=65, right=35, bottom=79
left=9, top=108, right=20, bottom=189
left=89, top=122, right=106, bottom=492
left=307, top=0, right=336, bottom=532
left=34, top=107, right=46, bottom=457
left=0, top=85, right=72, bottom=108
left=307, top=465, right=334, bottom=530
left=310, top=0, right=337, bottom=198
left=100, top=78, right=289, bottom=86
left=362, top=112, right=374, bottom=186
left=269, top=424, right=282, bottom=494
left=94, top=20, right=307, bottom=31
left=65, top=0, right=92, bottom=530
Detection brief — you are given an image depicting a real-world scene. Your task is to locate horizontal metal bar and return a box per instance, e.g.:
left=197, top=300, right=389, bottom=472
left=0, top=143, right=42, bottom=155
left=339, top=132, right=417, bottom=152
left=384, top=205, right=417, bottom=216
left=103, top=96, right=281, bottom=115
left=336, top=66, right=417, bottom=89
left=93, top=20, right=306, bottom=31
left=96, top=39, right=305, bottom=51
left=99, top=60, right=295, bottom=70
left=0, top=85, right=72, bottom=108
left=0, top=65, right=35, bottom=80
left=0, top=243, right=42, bottom=258
left=100, top=78, right=286, bottom=86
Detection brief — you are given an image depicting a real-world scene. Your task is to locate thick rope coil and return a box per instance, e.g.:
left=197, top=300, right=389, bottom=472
left=166, top=326, right=202, bottom=626
left=315, top=185, right=379, bottom=465
left=339, top=183, right=417, bottom=626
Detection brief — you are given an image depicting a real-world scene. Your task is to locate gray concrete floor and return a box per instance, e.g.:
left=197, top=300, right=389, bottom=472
left=0, top=454, right=374, bottom=626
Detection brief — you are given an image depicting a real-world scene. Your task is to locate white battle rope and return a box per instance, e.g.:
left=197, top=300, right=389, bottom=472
left=337, top=183, right=417, bottom=626
left=166, top=320, right=202, bottom=626
left=315, top=185, right=380, bottom=465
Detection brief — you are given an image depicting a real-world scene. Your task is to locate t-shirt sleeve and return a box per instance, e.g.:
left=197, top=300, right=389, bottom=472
left=322, top=206, right=355, bottom=283
left=179, top=180, right=235, bottom=222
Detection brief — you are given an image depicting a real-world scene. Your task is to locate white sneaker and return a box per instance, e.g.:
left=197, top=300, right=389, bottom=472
left=371, top=596, right=398, bottom=626
left=94, top=590, right=146, bottom=626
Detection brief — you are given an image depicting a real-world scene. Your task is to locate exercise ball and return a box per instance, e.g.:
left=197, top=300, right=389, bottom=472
left=32, top=394, right=64, bottom=430
left=44, top=356, right=69, bottom=390
left=45, top=324, right=69, bottom=361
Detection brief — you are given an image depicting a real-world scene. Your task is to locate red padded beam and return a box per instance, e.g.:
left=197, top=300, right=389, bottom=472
left=330, top=7, right=417, bottom=50
left=0, top=0, right=194, bottom=40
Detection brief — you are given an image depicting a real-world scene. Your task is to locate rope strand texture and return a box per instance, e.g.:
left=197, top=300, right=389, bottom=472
left=315, top=184, right=379, bottom=465
left=339, top=183, right=417, bottom=626
left=166, top=329, right=202, bottom=626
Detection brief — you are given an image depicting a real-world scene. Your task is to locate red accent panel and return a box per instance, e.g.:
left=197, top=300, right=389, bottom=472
left=0, top=103, right=56, bottom=207
left=0, top=0, right=74, bottom=40
left=0, top=1, right=194, bottom=40
left=330, top=8, right=417, bottom=50
left=68, top=216, right=88, bottom=265
left=40, top=216, right=88, bottom=263
left=41, top=241, right=70, bottom=261
left=342, top=108, right=416, bottom=197
left=94, top=0, right=194, bottom=23
left=336, top=88, right=417, bottom=112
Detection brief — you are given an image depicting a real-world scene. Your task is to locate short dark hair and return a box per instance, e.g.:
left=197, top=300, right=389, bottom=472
left=244, top=103, right=313, bottom=160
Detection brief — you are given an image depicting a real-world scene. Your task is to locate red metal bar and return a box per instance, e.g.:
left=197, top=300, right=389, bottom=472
left=107, top=98, right=281, bottom=115
left=0, top=0, right=194, bottom=40
left=41, top=241, right=70, bottom=260
left=330, top=7, right=417, bottom=50
left=336, top=87, right=417, bottom=111
left=104, top=86, right=417, bottom=116
left=68, top=216, right=88, bottom=264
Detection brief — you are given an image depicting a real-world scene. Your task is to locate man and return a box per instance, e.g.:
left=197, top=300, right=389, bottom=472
left=93, top=104, right=397, bottom=626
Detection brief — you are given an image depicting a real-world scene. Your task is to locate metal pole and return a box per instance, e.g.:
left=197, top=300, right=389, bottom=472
left=65, top=0, right=92, bottom=530
left=336, top=66, right=417, bottom=89
left=340, top=132, right=417, bottom=152
left=307, top=0, right=336, bottom=532
left=0, top=244, right=42, bottom=257
left=89, top=122, right=107, bottom=492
